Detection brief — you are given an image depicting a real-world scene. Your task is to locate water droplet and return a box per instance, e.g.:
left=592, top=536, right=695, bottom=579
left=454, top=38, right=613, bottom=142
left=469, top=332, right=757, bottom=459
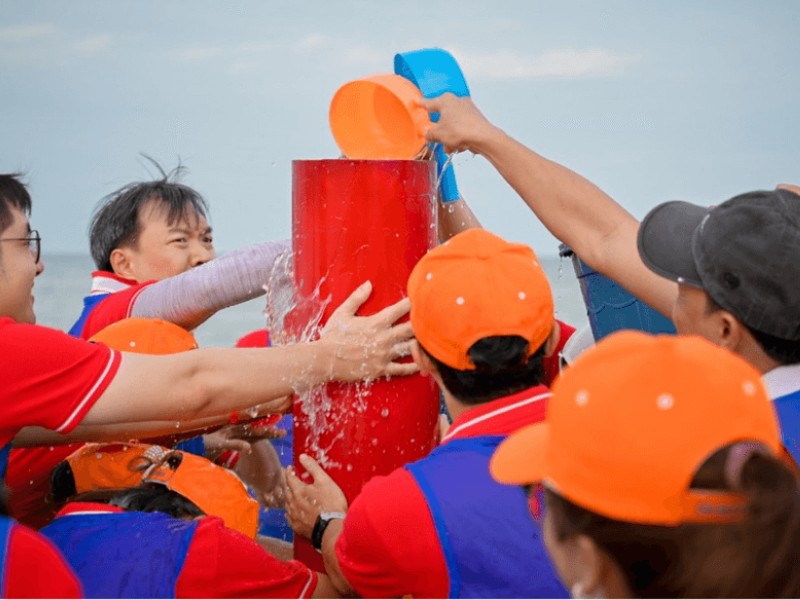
left=346, top=464, right=353, bottom=472
left=371, top=438, right=379, bottom=446
left=380, top=408, right=390, bottom=418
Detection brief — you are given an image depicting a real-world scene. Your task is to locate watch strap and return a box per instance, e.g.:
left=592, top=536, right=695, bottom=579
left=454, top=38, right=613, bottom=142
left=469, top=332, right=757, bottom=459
left=311, top=511, right=346, bottom=551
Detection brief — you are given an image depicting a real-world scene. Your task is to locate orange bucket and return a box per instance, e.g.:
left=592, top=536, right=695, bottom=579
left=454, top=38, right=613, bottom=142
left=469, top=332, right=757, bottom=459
left=329, top=74, right=431, bottom=160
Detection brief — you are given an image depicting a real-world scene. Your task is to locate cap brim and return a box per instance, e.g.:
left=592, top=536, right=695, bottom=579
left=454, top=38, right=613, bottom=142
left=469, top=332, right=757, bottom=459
left=637, top=201, right=709, bottom=287
left=489, top=422, right=549, bottom=485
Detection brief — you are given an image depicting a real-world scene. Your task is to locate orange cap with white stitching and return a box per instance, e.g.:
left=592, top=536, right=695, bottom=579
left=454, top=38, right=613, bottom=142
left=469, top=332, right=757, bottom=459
left=408, top=228, right=554, bottom=370
left=90, top=317, right=198, bottom=354
left=490, top=331, right=781, bottom=525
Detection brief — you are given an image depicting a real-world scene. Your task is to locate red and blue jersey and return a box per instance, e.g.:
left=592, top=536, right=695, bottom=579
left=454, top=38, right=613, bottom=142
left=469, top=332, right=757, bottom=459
left=68, top=271, right=153, bottom=340
left=42, top=503, right=317, bottom=598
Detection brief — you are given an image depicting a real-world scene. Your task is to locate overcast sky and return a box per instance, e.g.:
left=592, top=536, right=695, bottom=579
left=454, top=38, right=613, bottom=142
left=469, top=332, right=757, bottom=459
left=2, top=0, right=798, bottom=257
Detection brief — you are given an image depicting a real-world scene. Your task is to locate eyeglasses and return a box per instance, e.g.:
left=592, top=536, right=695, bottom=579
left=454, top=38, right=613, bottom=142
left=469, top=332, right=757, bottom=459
left=0, top=230, right=41, bottom=263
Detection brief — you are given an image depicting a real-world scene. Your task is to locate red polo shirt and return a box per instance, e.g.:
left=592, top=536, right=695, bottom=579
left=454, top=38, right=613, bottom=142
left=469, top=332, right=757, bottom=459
left=334, top=385, right=551, bottom=598
left=77, top=272, right=155, bottom=340
left=0, top=318, right=120, bottom=447
left=53, top=503, right=318, bottom=598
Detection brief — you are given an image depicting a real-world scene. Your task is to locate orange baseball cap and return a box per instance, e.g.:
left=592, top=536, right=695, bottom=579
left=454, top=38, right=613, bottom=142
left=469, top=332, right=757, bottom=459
left=407, top=228, right=554, bottom=370
left=90, top=317, right=198, bottom=354
left=65, top=443, right=259, bottom=538
left=490, top=331, right=782, bottom=525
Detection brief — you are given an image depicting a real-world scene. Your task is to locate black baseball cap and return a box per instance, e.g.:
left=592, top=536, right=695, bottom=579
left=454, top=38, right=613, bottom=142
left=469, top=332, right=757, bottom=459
left=637, top=189, right=800, bottom=341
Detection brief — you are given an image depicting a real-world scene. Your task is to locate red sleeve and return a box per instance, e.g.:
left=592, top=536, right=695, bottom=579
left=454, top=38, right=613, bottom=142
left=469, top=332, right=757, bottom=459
left=542, top=320, right=576, bottom=387
left=80, top=281, right=154, bottom=340
left=335, top=469, right=448, bottom=598
left=176, top=516, right=318, bottom=598
left=4, top=522, right=82, bottom=598
left=0, top=319, right=121, bottom=444
left=7, top=444, right=81, bottom=529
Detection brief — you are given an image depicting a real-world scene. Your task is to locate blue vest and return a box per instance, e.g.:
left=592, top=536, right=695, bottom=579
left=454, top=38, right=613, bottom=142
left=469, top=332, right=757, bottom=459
left=0, top=516, right=13, bottom=597
left=41, top=511, right=198, bottom=599
left=773, top=388, right=800, bottom=465
left=68, top=293, right=111, bottom=338
left=406, top=436, right=568, bottom=598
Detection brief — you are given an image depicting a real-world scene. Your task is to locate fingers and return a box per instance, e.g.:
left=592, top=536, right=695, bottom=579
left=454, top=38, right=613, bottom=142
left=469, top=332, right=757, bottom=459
left=417, top=93, right=455, bottom=113
left=777, top=183, right=800, bottom=195
left=385, top=361, right=420, bottom=378
left=387, top=321, right=414, bottom=345
left=329, top=281, right=372, bottom=321
left=371, top=296, right=411, bottom=327
left=298, top=453, right=333, bottom=484
left=225, top=439, right=252, bottom=453
left=285, top=465, right=305, bottom=497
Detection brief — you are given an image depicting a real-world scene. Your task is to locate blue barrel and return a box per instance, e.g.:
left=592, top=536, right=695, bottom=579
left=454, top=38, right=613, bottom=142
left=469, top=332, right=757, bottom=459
left=559, top=244, right=676, bottom=340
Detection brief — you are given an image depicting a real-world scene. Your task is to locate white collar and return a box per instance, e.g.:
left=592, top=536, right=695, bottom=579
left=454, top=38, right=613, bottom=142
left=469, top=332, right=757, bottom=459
left=762, top=363, right=800, bottom=400
left=89, top=271, right=137, bottom=295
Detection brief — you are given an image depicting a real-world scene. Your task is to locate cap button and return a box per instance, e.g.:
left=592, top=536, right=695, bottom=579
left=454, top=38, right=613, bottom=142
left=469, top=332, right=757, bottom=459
left=656, top=393, right=674, bottom=410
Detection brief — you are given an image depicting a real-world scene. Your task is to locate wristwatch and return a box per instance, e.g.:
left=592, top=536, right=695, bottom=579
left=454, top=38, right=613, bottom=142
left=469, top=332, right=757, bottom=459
left=311, top=511, right=346, bottom=551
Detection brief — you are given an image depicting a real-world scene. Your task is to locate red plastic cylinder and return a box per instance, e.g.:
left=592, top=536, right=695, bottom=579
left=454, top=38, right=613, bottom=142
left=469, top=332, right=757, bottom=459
left=291, top=159, right=440, bottom=569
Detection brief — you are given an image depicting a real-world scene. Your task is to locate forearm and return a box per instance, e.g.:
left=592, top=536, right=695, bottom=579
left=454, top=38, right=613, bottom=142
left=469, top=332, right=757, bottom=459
left=132, top=239, right=292, bottom=330
left=473, top=128, right=677, bottom=315
left=437, top=196, right=482, bottom=241
left=475, top=128, right=634, bottom=265
left=13, top=415, right=227, bottom=447
left=322, top=521, right=354, bottom=596
left=83, top=344, right=332, bottom=427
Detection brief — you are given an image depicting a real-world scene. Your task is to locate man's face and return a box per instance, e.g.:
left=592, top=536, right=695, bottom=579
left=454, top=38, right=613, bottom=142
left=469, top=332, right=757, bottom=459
left=0, top=207, right=44, bottom=323
left=116, top=201, right=215, bottom=282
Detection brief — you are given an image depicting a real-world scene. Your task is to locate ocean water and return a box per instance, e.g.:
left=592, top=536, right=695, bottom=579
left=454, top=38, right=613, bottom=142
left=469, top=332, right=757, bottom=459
left=34, top=253, right=590, bottom=348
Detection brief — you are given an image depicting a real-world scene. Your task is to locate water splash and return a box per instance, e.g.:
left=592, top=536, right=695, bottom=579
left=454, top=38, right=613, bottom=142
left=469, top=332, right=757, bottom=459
left=260, top=252, right=368, bottom=469
left=434, top=151, right=456, bottom=197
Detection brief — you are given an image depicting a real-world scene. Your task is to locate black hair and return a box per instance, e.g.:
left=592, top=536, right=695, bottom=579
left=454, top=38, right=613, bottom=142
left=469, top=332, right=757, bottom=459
left=89, top=157, right=210, bottom=271
left=704, top=294, right=800, bottom=365
left=0, top=174, right=32, bottom=235
left=109, top=484, right=204, bottom=520
left=49, top=459, right=204, bottom=520
left=48, top=460, right=121, bottom=509
left=545, top=444, right=800, bottom=598
left=422, top=334, right=547, bottom=405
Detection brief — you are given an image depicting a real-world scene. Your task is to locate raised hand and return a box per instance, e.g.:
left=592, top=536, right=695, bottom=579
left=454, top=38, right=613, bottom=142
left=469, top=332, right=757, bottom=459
left=318, top=281, right=418, bottom=382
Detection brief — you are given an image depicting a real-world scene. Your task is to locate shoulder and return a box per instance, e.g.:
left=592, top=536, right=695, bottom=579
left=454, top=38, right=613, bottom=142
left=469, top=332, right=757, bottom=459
left=336, top=468, right=447, bottom=598
left=178, top=516, right=317, bottom=598
left=4, top=519, right=82, bottom=598
left=82, top=281, right=155, bottom=339
left=0, top=321, right=119, bottom=437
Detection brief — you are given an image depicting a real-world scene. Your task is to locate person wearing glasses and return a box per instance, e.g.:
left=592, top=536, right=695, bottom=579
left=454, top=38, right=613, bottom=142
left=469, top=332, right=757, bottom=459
left=0, top=173, right=415, bottom=551
left=10, top=163, right=291, bottom=529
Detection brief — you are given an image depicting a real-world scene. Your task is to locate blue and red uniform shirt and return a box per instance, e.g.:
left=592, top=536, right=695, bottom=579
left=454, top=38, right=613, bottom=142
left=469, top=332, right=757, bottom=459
left=335, top=385, right=568, bottom=598
left=42, top=502, right=317, bottom=598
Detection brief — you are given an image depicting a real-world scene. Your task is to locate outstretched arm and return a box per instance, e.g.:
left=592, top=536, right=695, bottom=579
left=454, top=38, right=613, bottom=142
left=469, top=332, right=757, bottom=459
left=132, top=239, right=292, bottom=330
left=421, top=94, right=677, bottom=318
left=87, top=281, right=415, bottom=426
